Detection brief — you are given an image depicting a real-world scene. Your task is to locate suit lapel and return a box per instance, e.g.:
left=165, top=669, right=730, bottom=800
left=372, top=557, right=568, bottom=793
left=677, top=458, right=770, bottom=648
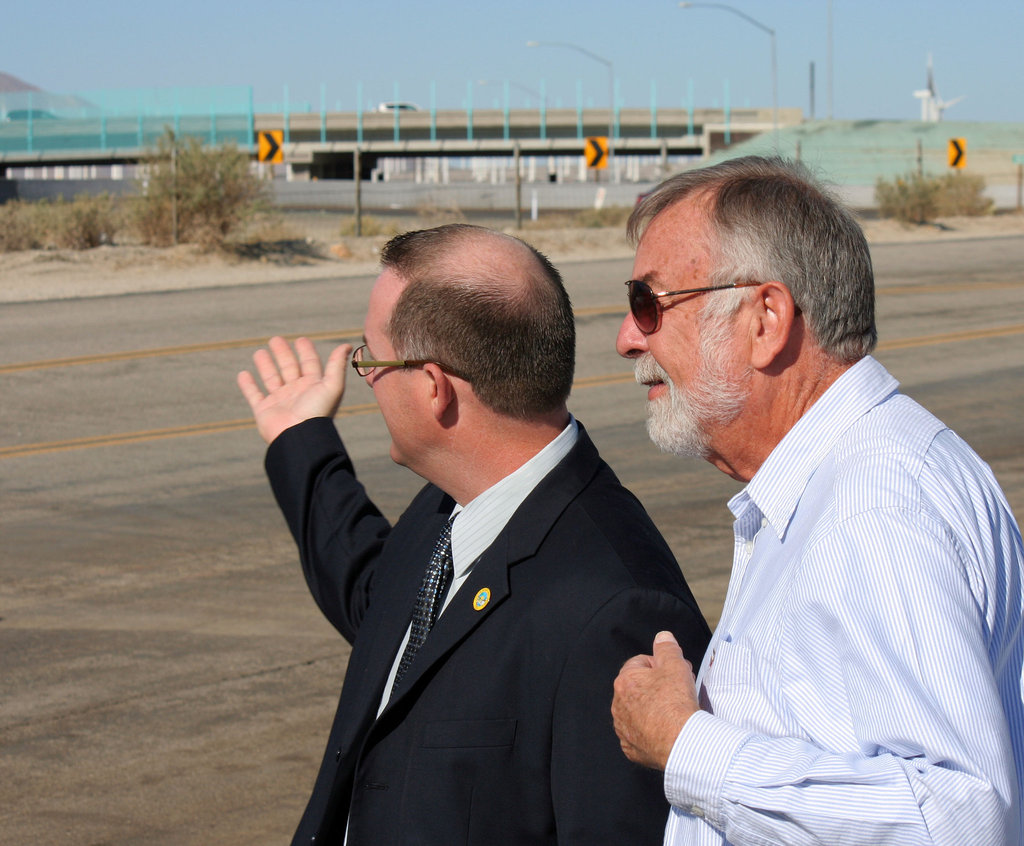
left=381, top=426, right=604, bottom=710
left=344, top=493, right=455, bottom=722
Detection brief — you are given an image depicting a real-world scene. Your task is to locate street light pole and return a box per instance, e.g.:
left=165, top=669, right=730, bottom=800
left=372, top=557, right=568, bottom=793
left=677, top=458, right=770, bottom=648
left=678, top=2, right=778, bottom=145
left=526, top=40, right=615, bottom=145
left=478, top=79, right=546, bottom=108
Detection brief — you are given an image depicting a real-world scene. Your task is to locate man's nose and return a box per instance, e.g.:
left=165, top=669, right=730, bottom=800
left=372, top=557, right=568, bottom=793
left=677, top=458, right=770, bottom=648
left=616, top=311, right=649, bottom=359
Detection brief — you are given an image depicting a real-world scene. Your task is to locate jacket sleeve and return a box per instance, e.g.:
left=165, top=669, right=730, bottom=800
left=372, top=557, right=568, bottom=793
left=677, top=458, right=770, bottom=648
left=550, top=587, right=710, bottom=845
left=264, top=417, right=392, bottom=643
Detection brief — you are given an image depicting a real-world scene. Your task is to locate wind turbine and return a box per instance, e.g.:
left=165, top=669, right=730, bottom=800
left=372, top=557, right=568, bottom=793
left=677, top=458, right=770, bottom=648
left=913, top=54, right=963, bottom=122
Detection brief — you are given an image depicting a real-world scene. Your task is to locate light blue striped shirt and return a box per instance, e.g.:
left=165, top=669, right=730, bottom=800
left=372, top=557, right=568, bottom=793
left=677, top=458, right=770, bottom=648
left=663, top=355, right=1024, bottom=845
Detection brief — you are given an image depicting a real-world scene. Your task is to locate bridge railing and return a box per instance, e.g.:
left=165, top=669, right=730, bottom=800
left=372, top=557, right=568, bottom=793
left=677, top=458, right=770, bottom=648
left=1, top=84, right=793, bottom=157
left=0, top=86, right=255, bottom=154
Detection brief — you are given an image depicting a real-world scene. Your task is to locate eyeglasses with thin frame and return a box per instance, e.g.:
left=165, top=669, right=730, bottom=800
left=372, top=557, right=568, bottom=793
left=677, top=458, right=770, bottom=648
left=625, top=279, right=762, bottom=335
left=350, top=344, right=436, bottom=377
left=351, top=344, right=470, bottom=381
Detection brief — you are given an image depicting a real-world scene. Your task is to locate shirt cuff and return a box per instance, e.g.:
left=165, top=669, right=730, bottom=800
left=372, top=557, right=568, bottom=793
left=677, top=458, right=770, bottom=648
left=664, top=710, right=750, bottom=827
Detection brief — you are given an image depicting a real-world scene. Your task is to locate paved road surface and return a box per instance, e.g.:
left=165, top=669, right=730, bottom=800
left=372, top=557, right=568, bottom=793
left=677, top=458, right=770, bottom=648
left=2, top=236, right=1023, bottom=844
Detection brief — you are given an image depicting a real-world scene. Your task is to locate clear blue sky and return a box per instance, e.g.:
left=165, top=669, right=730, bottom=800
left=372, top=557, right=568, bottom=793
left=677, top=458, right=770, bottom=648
left=8, top=0, right=1023, bottom=123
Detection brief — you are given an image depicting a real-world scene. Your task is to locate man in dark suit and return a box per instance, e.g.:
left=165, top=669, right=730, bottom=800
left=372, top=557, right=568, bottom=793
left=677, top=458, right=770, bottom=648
left=237, top=223, right=710, bottom=845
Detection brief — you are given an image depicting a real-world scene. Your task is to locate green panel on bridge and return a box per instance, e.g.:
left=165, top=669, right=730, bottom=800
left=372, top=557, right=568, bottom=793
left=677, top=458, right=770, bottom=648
left=0, top=86, right=254, bottom=155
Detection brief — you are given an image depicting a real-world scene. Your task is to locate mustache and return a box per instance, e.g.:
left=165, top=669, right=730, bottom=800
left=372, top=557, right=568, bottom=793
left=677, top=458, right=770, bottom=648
left=634, top=353, right=670, bottom=386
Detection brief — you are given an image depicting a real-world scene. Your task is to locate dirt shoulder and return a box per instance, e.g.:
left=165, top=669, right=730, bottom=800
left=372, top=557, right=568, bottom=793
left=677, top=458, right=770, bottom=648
left=2, top=213, right=1023, bottom=304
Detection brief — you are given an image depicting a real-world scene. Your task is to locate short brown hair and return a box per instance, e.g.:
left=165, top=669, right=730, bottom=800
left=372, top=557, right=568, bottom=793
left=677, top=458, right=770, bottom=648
left=381, top=224, right=575, bottom=419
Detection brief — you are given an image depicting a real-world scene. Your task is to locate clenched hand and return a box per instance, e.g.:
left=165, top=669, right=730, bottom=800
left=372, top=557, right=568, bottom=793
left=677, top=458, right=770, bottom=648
left=611, top=631, right=700, bottom=771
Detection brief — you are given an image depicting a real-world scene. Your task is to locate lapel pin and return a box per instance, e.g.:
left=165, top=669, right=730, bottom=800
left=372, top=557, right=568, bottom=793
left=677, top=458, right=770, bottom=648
left=472, top=588, right=491, bottom=611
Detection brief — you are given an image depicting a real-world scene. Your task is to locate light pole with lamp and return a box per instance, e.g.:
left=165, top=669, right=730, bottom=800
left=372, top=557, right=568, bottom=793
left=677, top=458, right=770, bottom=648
left=477, top=79, right=546, bottom=109
left=525, top=40, right=615, bottom=146
left=678, top=2, right=778, bottom=144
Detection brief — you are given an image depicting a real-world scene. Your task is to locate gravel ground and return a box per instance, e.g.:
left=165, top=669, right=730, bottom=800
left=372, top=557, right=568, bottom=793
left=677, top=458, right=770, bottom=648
left=2, top=211, right=1023, bottom=304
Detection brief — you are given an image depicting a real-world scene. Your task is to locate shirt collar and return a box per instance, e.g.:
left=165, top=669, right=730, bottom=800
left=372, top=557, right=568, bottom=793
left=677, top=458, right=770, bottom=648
left=448, top=416, right=579, bottom=579
left=730, top=356, right=899, bottom=540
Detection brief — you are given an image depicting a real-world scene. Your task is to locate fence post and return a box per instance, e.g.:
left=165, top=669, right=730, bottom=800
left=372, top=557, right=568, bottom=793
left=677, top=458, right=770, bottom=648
left=354, top=146, right=362, bottom=237
left=514, top=141, right=522, bottom=230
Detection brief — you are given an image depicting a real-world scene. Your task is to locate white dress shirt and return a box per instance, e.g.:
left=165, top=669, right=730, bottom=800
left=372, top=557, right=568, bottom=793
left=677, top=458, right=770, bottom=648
left=663, top=356, right=1024, bottom=845
left=376, top=416, right=579, bottom=714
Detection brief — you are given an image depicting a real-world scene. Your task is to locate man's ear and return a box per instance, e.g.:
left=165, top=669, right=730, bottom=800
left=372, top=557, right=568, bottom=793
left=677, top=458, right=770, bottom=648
left=422, top=363, right=456, bottom=423
left=748, top=281, right=799, bottom=370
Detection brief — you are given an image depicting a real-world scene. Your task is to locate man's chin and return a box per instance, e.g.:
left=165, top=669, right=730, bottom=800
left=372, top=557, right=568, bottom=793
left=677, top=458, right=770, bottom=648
left=645, top=404, right=708, bottom=460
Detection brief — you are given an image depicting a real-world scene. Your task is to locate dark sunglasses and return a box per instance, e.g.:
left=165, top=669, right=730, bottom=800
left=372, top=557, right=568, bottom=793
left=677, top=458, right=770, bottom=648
left=625, top=279, right=762, bottom=334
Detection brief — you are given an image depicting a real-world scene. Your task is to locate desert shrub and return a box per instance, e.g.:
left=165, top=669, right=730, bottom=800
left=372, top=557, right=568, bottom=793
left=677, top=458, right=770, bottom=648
left=240, top=214, right=302, bottom=244
left=339, top=214, right=400, bottom=237
left=47, top=194, right=119, bottom=249
left=131, top=130, right=268, bottom=249
left=521, top=212, right=576, bottom=230
left=0, top=195, right=119, bottom=251
left=876, top=171, right=992, bottom=224
left=572, top=205, right=632, bottom=228
left=415, top=200, right=466, bottom=227
left=0, top=200, right=41, bottom=251
left=934, top=172, right=993, bottom=217
left=875, top=173, right=940, bottom=224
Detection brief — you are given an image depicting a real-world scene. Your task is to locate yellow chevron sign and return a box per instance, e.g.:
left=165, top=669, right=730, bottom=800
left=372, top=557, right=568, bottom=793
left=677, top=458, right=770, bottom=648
left=585, top=136, right=608, bottom=169
left=948, top=138, right=966, bottom=169
left=258, top=130, right=284, bottom=164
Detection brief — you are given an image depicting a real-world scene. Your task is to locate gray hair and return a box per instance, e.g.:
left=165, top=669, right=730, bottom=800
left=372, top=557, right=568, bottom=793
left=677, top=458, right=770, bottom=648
left=628, top=156, right=876, bottom=362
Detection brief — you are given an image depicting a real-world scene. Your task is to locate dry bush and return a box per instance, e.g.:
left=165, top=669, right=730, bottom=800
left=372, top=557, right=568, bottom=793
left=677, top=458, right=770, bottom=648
left=0, top=200, right=41, bottom=251
left=0, top=195, right=119, bottom=251
left=46, top=194, right=120, bottom=249
left=414, top=200, right=466, bottom=227
left=875, top=173, right=939, bottom=224
left=520, top=207, right=632, bottom=231
left=520, top=212, right=576, bottom=230
left=338, top=215, right=401, bottom=237
left=876, top=171, right=992, bottom=224
left=130, top=130, right=268, bottom=249
left=935, top=172, right=993, bottom=217
left=571, top=205, right=633, bottom=228
left=239, top=214, right=303, bottom=244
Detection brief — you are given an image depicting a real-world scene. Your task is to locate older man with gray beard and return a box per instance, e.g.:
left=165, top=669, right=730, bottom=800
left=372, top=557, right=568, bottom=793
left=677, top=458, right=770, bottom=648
left=609, top=156, right=1024, bottom=846
left=632, top=305, right=750, bottom=459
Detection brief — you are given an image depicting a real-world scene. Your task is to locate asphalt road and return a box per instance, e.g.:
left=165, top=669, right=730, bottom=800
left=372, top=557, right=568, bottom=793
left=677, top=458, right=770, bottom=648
left=2, top=236, right=1024, bottom=844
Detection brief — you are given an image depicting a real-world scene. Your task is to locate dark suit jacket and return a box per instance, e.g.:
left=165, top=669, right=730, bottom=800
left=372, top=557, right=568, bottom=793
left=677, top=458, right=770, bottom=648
left=266, top=417, right=710, bottom=846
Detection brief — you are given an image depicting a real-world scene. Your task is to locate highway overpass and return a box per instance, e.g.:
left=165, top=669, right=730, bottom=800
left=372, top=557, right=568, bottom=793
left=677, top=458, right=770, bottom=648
left=0, top=106, right=798, bottom=181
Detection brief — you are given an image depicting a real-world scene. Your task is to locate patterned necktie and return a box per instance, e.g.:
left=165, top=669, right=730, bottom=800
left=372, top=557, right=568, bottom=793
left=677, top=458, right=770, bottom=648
left=391, top=516, right=455, bottom=694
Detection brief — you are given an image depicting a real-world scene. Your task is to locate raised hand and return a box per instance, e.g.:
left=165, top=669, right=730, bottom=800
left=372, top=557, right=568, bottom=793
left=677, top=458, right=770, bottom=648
left=237, top=336, right=351, bottom=444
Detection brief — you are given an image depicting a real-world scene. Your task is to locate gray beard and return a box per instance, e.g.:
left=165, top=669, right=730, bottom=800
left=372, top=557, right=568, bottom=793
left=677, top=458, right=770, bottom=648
left=633, top=346, right=749, bottom=459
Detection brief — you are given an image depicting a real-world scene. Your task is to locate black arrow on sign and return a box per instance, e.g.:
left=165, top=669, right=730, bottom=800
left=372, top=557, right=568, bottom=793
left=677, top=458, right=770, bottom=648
left=586, top=137, right=606, bottom=169
left=949, top=138, right=964, bottom=168
left=260, top=131, right=281, bottom=164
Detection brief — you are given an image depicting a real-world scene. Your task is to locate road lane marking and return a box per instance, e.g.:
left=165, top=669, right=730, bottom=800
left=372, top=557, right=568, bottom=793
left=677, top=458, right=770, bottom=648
left=4, top=322, right=1023, bottom=460
left=0, top=403, right=380, bottom=459
left=877, top=323, right=1024, bottom=350
left=3, top=287, right=1022, bottom=374
left=0, top=330, right=362, bottom=375
left=3, top=308, right=623, bottom=375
